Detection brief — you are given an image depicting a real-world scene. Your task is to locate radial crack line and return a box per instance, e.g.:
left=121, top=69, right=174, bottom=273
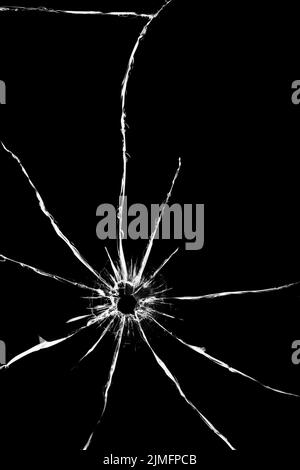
left=117, top=147, right=128, bottom=280
left=151, top=310, right=177, bottom=320
left=78, top=318, right=115, bottom=364
left=6, top=322, right=92, bottom=368
left=151, top=317, right=300, bottom=398
left=149, top=248, right=179, bottom=282
left=136, top=317, right=235, bottom=450
left=0, top=252, right=99, bottom=292
left=135, top=248, right=179, bottom=293
left=0, top=6, right=154, bottom=18
left=83, top=317, right=126, bottom=450
left=164, top=281, right=300, bottom=301
left=136, top=158, right=181, bottom=285
left=118, top=0, right=174, bottom=281
left=1, top=141, right=99, bottom=279
left=67, top=314, right=93, bottom=324
left=105, top=247, right=121, bottom=282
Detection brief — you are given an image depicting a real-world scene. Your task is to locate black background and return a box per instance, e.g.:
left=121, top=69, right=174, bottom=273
left=1, top=0, right=300, bottom=462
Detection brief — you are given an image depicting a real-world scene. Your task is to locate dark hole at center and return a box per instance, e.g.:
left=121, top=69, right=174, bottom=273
left=117, top=293, right=138, bottom=315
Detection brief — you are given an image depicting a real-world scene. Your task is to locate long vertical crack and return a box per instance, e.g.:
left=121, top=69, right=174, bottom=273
left=83, top=317, right=125, bottom=450
left=118, top=0, right=174, bottom=281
